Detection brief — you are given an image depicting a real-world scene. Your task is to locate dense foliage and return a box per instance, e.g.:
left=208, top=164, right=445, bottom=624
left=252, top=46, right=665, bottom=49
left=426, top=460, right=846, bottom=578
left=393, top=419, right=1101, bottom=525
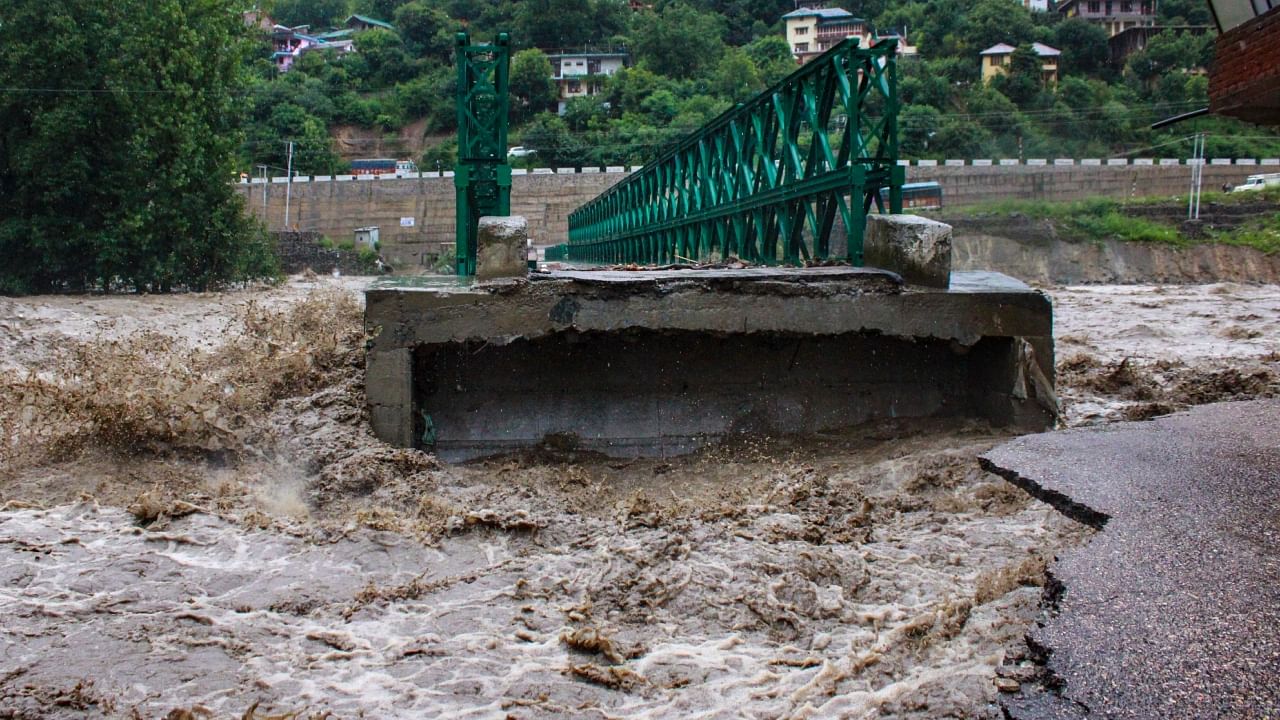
left=244, top=0, right=1278, bottom=172
left=0, top=0, right=277, bottom=294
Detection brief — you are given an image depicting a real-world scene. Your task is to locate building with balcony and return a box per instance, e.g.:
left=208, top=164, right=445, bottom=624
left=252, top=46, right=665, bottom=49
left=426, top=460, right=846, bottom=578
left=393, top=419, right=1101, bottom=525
left=980, top=42, right=1061, bottom=84
left=1107, top=24, right=1212, bottom=64
left=1058, top=0, right=1157, bottom=37
left=546, top=51, right=629, bottom=114
left=1206, top=0, right=1280, bottom=124
left=783, top=4, right=871, bottom=64
left=269, top=24, right=355, bottom=72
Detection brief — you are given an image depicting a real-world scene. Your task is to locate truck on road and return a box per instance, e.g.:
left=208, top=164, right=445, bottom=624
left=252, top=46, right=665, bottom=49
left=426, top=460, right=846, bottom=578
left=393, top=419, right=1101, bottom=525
left=1231, top=173, right=1280, bottom=192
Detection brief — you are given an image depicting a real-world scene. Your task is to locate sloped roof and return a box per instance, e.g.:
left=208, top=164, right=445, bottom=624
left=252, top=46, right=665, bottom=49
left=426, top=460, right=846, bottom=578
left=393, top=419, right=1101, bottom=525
left=782, top=6, right=857, bottom=19
left=346, top=14, right=395, bottom=31
left=980, top=42, right=1017, bottom=55
left=980, top=42, right=1061, bottom=56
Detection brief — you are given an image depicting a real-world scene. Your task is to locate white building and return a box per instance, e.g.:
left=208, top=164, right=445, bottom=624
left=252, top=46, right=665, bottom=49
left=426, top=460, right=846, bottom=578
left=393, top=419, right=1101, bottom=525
left=546, top=51, right=629, bottom=114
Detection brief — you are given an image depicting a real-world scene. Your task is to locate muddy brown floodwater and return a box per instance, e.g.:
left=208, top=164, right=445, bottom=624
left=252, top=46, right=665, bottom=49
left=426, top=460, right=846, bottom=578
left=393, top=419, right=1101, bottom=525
left=1, top=278, right=1277, bottom=719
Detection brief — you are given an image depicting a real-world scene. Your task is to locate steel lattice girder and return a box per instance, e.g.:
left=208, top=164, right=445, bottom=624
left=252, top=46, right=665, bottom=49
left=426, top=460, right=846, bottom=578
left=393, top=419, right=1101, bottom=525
left=454, top=32, right=512, bottom=276
left=565, top=38, right=904, bottom=266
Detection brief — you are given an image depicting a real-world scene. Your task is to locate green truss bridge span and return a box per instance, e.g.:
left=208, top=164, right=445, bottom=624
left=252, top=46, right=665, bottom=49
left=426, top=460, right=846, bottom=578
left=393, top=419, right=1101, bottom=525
left=561, top=37, right=905, bottom=267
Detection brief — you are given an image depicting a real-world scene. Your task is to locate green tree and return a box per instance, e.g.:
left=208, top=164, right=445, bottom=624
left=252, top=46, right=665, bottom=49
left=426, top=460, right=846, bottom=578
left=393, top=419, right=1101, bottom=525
left=957, top=0, right=1033, bottom=54
left=516, top=0, right=595, bottom=49
left=743, top=35, right=797, bottom=86
left=510, top=49, right=558, bottom=121
left=0, top=0, right=276, bottom=293
left=272, top=0, right=350, bottom=28
left=992, top=44, right=1044, bottom=107
left=350, top=28, right=415, bottom=87
left=631, top=4, right=727, bottom=80
left=900, top=105, right=942, bottom=157
left=712, top=47, right=762, bottom=102
left=1053, top=17, right=1110, bottom=77
left=394, top=1, right=458, bottom=61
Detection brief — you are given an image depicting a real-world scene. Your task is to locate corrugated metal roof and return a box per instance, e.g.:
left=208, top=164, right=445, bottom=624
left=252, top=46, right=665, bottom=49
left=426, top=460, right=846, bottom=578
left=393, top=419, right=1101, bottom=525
left=782, top=7, right=857, bottom=19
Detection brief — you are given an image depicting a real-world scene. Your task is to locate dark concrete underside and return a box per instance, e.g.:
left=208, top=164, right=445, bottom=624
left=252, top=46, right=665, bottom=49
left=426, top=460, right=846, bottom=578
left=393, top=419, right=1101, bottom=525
left=365, top=268, right=1056, bottom=459
left=981, top=400, right=1280, bottom=720
left=416, top=329, right=1025, bottom=461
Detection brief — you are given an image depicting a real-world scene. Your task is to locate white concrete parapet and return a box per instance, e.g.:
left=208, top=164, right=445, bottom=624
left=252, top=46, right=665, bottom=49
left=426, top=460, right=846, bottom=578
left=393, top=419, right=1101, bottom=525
left=556, top=167, right=576, bottom=174
left=606, top=166, right=626, bottom=173
left=336, top=174, right=354, bottom=181
left=1106, top=158, right=1128, bottom=166
left=1159, top=159, right=1180, bottom=166
left=271, top=177, right=289, bottom=184
left=944, top=159, right=965, bottom=166
left=1211, top=158, right=1232, bottom=165
left=1235, top=158, right=1257, bottom=165
left=314, top=175, right=332, bottom=181
left=973, top=159, right=993, bottom=166
left=443, top=170, right=456, bottom=177
left=511, top=168, right=528, bottom=175
left=1054, top=159, right=1075, bottom=166
left=999, top=159, right=1019, bottom=166
left=1133, top=159, right=1154, bottom=166
left=1081, top=158, right=1102, bottom=166
left=917, top=159, right=938, bottom=167
left=533, top=168, right=554, bottom=174
left=581, top=167, right=600, bottom=173
left=1027, top=158, right=1047, bottom=166
left=1262, top=158, right=1280, bottom=166
left=897, top=159, right=910, bottom=166
left=629, top=165, right=644, bottom=173
left=357, top=175, right=376, bottom=181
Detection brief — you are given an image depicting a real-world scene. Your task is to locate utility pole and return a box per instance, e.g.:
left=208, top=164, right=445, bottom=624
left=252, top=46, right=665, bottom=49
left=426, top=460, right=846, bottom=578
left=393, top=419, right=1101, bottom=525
left=257, top=164, right=268, bottom=208
left=284, top=140, right=294, bottom=231
left=1187, top=132, right=1204, bottom=221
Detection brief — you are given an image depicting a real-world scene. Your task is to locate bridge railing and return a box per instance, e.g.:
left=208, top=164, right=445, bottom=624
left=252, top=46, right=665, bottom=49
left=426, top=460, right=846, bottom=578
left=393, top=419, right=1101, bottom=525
left=565, top=37, right=904, bottom=266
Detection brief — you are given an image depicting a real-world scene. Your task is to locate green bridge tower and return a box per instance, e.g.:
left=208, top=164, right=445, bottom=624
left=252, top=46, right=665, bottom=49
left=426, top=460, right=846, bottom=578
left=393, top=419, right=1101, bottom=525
left=453, top=32, right=512, bottom=276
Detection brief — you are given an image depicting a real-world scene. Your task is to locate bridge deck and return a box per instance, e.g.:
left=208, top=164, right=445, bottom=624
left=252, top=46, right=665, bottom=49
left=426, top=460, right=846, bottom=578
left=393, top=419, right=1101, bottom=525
left=365, top=269, right=1055, bottom=460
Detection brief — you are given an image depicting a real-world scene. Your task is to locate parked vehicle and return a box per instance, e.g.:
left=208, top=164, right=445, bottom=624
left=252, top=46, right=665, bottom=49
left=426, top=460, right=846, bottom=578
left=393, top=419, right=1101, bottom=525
left=351, top=158, right=398, bottom=175
left=396, top=160, right=417, bottom=173
left=507, top=146, right=536, bottom=158
left=879, top=181, right=944, bottom=210
left=1231, top=173, right=1280, bottom=192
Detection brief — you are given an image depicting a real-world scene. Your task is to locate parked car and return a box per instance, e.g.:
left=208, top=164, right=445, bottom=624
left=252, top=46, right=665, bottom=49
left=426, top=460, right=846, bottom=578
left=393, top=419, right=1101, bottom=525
left=1231, top=173, right=1280, bottom=192
left=507, top=146, right=536, bottom=158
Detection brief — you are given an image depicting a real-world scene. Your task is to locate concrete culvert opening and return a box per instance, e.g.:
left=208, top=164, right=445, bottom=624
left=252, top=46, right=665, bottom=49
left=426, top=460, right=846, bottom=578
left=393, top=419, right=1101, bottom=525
left=412, top=328, right=1033, bottom=462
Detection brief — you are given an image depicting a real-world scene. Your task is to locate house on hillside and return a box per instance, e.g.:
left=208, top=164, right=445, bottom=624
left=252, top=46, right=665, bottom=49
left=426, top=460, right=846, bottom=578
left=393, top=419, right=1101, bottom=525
left=980, top=42, right=1061, bottom=84
left=546, top=50, right=630, bottom=114
left=1108, top=24, right=1212, bottom=64
left=783, top=4, right=870, bottom=64
left=1023, top=0, right=1050, bottom=10
left=1204, top=0, right=1280, bottom=124
left=345, top=14, right=396, bottom=32
left=1058, top=0, right=1157, bottom=36
left=270, top=24, right=355, bottom=72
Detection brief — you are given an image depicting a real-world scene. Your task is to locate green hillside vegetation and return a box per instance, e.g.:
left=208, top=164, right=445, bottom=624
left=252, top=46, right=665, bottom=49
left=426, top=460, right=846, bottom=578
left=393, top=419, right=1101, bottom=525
left=242, top=0, right=1280, bottom=175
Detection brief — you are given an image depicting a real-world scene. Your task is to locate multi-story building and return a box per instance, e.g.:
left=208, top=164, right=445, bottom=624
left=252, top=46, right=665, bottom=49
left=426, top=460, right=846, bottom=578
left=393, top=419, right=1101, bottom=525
left=783, top=4, right=871, bottom=64
left=980, top=42, right=1061, bottom=84
left=545, top=51, right=629, bottom=114
left=1107, top=24, right=1212, bottom=64
left=269, top=24, right=355, bottom=72
left=1057, top=0, right=1157, bottom=37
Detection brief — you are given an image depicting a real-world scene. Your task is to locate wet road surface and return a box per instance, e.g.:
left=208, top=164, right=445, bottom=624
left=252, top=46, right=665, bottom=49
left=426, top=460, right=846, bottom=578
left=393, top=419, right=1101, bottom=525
left=982, top=399, right=1280, bottom=719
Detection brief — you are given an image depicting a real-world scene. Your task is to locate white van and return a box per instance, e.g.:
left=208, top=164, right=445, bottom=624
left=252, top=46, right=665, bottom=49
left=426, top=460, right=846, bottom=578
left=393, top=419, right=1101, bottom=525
left=1231, top=173, right=1280, bottom=192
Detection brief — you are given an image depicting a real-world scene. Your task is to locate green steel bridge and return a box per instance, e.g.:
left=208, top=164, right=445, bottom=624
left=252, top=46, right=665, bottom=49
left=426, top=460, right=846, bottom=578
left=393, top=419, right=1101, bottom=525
left=558, top=37, right=904, bottom=267
left=453, top=35, right=902, bottom=273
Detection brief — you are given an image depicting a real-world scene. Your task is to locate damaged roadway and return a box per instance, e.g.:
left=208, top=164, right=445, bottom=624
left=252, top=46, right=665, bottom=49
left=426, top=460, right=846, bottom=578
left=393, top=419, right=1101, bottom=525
left=980, top=399, right=1280, bottom=720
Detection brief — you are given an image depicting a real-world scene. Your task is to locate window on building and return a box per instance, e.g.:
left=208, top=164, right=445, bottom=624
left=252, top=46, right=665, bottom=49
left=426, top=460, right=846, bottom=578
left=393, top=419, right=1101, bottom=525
left=795, top=42, right=809, bottom=51
left=1088, top=1, right=1101, bottom=11
left=1120, top=1, right=1132, bottom=12
left=795, top=26, right=808, bottom=34
left=567, top=79, right=581, bottom=92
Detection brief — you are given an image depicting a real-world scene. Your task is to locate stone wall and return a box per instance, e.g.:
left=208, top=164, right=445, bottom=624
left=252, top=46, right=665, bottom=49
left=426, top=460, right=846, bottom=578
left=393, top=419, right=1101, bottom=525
left=237, top=162, right=1261, bottom=268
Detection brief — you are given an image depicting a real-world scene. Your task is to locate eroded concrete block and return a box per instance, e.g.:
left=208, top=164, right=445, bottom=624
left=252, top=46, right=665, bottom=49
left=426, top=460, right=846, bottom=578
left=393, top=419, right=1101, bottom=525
left=865, top=214, right=953, bottom=289
left=476, top=215, right=528, bottom=281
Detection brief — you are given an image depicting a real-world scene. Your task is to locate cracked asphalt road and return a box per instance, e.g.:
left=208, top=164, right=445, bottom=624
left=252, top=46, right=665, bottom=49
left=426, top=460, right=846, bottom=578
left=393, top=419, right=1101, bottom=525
left=982, top=399, right=1280, bottom=720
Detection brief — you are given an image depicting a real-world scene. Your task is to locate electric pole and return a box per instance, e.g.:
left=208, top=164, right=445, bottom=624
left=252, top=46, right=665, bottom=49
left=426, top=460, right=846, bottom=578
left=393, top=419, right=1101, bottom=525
left=284, top=140, right=294, bottom=231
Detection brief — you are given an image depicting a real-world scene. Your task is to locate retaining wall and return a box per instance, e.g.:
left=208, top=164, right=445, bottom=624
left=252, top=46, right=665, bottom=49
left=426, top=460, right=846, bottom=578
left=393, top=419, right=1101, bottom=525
left=237, top=160, right=1270, bottom=268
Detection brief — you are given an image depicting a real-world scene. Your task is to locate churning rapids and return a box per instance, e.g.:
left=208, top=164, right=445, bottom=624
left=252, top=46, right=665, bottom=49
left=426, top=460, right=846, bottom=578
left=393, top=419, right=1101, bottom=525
left=1, top=278, right=1277, bottom=719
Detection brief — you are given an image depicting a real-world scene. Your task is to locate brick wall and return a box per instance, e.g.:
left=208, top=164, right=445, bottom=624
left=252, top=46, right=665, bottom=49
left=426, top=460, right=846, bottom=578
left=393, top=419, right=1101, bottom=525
left=237, top=163, right=1258, bottom=268
left=1210, top=6, right=1280, bottom=124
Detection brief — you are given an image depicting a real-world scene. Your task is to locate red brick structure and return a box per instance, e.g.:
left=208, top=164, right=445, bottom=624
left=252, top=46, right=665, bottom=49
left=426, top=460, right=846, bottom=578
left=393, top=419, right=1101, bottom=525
left=1209, top=5, right=1280, bottom=125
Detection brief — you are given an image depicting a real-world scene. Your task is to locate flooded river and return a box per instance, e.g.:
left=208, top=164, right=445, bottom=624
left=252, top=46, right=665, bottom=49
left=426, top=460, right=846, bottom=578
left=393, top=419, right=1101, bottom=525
left=1, top=279, right=1276, bottom=719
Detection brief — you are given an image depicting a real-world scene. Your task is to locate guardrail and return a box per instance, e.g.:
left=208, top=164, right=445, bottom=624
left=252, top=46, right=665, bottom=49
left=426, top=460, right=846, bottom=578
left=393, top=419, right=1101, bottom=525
left=238, top=157, right=1279, bottom=184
